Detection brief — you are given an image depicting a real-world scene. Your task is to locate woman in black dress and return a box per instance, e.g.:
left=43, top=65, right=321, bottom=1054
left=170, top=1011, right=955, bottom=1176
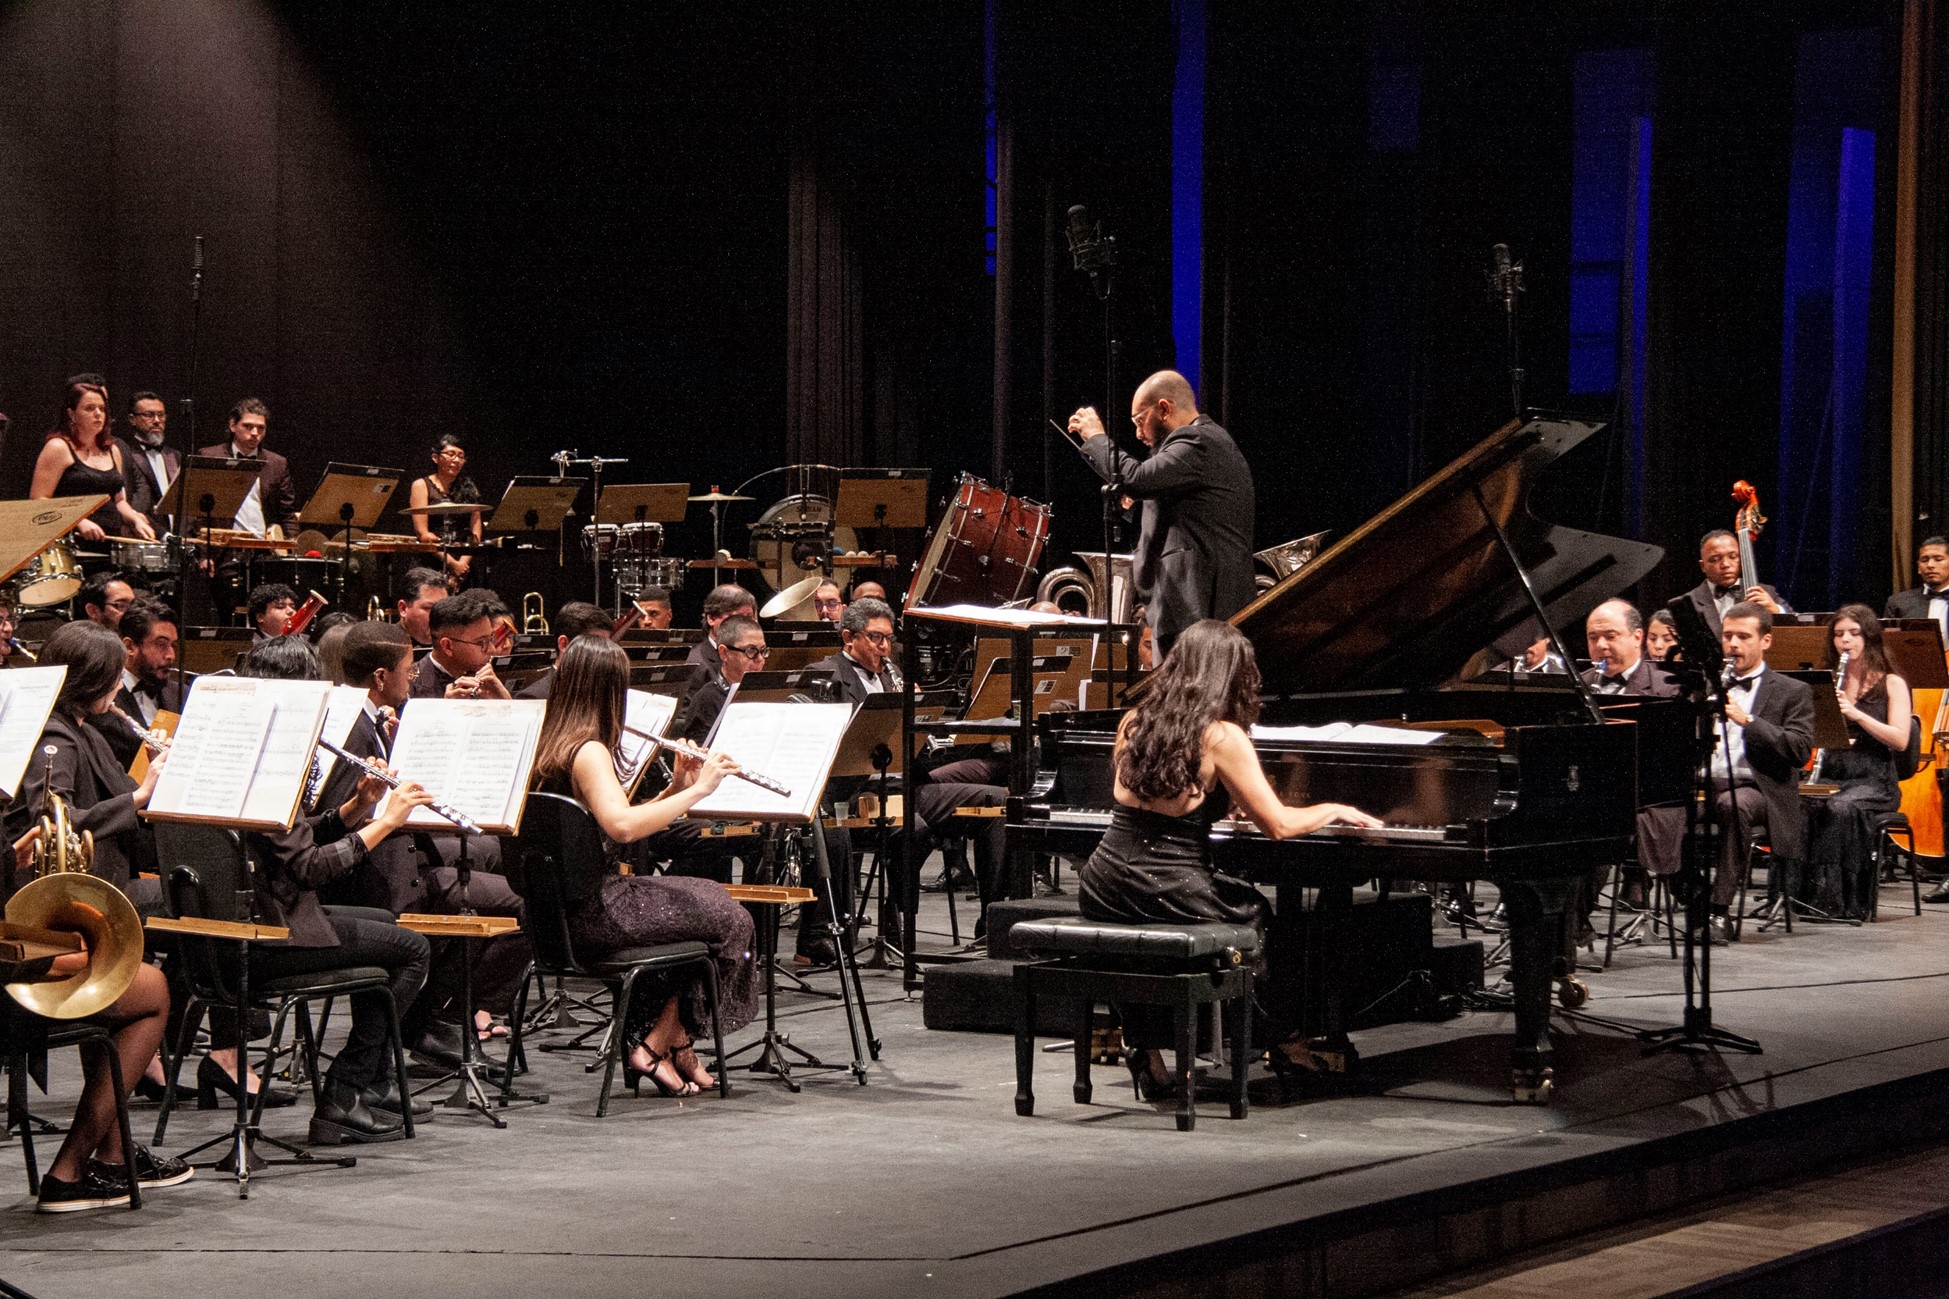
left=1802, top=605, right=1910, bottom=919
left=530, top=636, right=758, bottom=1097
left=1079, top=620, right=1382, bottom=1095
left=30, top=376, right=156, bottom=542
left=405, top=434, right=483, bottom=587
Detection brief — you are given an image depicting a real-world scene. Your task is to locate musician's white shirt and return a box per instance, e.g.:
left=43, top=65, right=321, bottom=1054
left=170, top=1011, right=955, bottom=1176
left=1708, top=664, right=1764, bottom=783
left=230, top=441, right=266, bottom=536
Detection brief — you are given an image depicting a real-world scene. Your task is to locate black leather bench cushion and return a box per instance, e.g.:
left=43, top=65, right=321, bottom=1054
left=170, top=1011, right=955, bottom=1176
left=1010, top=917, right=1261, bottom=961
left=590, top=941, right=711, bottom=978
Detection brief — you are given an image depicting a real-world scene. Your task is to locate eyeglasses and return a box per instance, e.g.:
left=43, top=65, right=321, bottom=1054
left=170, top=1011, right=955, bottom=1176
left=1129, top=402, right=1155, bottom=427
left=856, top=630, right=893, bottom=646
left=725, top=643, right=770, bottom=662
left=448, top=633, right=498, bottom=652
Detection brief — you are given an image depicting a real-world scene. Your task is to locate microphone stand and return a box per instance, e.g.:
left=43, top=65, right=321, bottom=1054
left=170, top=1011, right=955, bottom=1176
left=1489, top=244, right=1524, bottom=418
left=1070, top=208, right=1122, bottom=619
left=182, top=235, right=204, bottom=453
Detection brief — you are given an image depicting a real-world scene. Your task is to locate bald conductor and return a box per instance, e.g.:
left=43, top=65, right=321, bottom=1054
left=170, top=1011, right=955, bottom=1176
left=1069, top=370, right=1256, bottom=656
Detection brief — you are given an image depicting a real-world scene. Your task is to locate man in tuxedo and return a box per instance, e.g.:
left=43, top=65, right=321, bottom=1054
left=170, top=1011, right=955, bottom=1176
left=89, top=598, right=185, bottom=767
left=675, top=613, right=766, bottom=744
left=117, top=391, right=180, bottom=533
left=1883, top=535, right=1949, bottom=637
left=685, top=584, right=755, bottom=680
left=199, top=398, right=300, bottom=619
left=1069, top=369, right=1255, bottom=657
left=409, top=590, right=511, bottom=700
left=393, top=567, right=451, bottom=649
left=1705, top=603, right=1815, bottom=943
left=516, top=601, right=613, bottom=700
left=1682, top=529, right=1791, bottom=640
left=323, top=621, right=526, bottom=1074
left=77, top=573, right=135, bottom=632
left=1581, top=599, right=1682, bottom=914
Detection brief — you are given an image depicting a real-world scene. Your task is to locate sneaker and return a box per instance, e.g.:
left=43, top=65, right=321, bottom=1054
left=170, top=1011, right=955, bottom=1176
left=90, top=1144, right=194, bottom=1190
left=36, top=1166, right=132, bottom=1213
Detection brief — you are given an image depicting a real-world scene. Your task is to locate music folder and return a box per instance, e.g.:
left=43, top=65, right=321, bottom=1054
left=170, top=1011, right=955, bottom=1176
left=0, top=667, right=69, bottom=800
left=142, top=677, right=334, bottom=831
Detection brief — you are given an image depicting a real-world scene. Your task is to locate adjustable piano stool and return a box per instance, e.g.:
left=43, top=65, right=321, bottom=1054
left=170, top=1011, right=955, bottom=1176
left=1009, top=917, right=1257, bottom=1132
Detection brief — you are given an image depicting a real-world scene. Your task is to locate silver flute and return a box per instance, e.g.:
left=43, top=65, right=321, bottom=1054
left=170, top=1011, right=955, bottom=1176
left=109, top=707, right=170, bottom=756
left=316, top=737, right=484, bottom=835
left=621, top=724, right=791, bottom=798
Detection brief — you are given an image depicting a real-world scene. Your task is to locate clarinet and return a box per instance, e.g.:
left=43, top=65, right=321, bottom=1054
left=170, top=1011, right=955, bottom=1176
left=316, top=737, right=484, bottom=835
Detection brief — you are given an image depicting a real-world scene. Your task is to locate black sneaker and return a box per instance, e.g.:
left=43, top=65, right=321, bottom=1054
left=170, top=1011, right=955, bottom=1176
left=36, top=1166, right=132, bottom=1213
left=90, top=1144, right=194, bottom=1190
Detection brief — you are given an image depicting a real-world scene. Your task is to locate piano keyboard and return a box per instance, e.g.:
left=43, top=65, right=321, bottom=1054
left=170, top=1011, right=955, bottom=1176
left=1039, top=808, right=1453, bottom=843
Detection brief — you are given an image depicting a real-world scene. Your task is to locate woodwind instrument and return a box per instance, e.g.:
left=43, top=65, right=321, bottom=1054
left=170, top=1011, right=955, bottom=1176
left=281, top=589, right=329, bottom=638
left=110, top=707, right=171, bottom=757
left=314, top=737, right=483, bottom=834
left=7, top=638, right=35, bottom=663
left=621, top=723, right=791, bottom=797
left=1808, top=650, right=1848, bottom=786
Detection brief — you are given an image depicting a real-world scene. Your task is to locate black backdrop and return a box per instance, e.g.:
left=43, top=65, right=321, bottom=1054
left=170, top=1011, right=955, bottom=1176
left=0, top=0, right=1908, bottom=619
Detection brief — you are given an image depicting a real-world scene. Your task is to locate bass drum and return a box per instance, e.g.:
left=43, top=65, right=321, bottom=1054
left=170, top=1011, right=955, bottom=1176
left=15, top=542, right=82, bottom=608
left=906, top=475, right=1050, bottom=611
left=748, top=494, right=856, bottom=618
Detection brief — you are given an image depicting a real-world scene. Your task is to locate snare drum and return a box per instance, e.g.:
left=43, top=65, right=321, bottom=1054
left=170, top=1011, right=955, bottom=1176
left=580, top=523, right=620, bottom=561
left=15, top=541, right=82, bottom=607
left=616, top=522, right=664, bottom=557
left=108, top=537, right=175, bottom=576
left=905, top=474, right=1051, bottom=610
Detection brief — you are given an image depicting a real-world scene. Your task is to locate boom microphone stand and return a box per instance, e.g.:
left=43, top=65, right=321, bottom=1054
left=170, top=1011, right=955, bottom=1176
left=1488, top=243, right=1524, bottom=418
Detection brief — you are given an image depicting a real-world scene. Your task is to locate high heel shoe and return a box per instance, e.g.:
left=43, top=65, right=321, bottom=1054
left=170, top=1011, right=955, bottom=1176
left=1124, top=1051, right=1176, bottom=1102
left=133, top=1076, right=170, bottom=1103
left=669, top=1037, right=718, bottom=1094
left=624, top=1047, right=697, bottom=1098
left=195, top=1055, right=297, bottom=1110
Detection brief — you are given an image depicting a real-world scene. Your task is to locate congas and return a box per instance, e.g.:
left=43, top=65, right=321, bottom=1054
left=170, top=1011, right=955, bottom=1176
left=905, top=474, right=1051, bottom=611
left=616, top=522, right=664, bottom=557
left=580, top=524, right=620, bottom=561
left=15, top=542, right=82, bottom=607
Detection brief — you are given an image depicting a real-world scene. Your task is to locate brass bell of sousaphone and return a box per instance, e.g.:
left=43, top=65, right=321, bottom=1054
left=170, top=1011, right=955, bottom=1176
left=4, top=747, right=143, bottom=1019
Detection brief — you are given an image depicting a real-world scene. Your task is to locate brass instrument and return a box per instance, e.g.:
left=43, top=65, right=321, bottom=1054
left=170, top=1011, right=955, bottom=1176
left=366, top=596, right=389, bottom=622
left=523, top=592, right=549, bottom=634
left=4, top=747, right=144, bottom=1019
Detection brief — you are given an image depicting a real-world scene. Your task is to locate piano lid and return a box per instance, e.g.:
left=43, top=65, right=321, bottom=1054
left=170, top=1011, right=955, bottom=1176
left=1233, top=414, right=1662, bottom=697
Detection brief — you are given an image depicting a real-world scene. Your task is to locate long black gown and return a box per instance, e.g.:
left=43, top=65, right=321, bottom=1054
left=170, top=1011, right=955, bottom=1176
left=1801, top=691, right=1900, bottom=919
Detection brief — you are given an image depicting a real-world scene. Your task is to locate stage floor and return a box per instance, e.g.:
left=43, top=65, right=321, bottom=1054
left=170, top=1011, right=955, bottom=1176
left=4, top=880, right=1948, bottom=1299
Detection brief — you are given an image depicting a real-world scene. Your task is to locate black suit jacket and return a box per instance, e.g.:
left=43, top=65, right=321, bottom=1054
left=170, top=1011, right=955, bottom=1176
left=89, top=678, right=189, bottom=768
left=1724, top=670, right=1816, bottom=862
left=1681, top=579, right=1792, bottom=641
left=115, top=436, right=181, bottom=530
left=10, top=711, right=151, bottom=896
left=1580, top=656, right=1680, bottom=699
left=1082, top=415, right=1256, bottom=649
left=1885, top=587, right=1945, bottom=622
left=812, top=650, right=896, bottom=708
left=195, top=442, right=299, bottom=535
left=313, top=708, right=443, bottom=915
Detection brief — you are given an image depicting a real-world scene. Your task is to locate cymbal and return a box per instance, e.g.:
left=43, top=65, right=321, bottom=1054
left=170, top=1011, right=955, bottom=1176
left=760, top=574, right=826, bottom=619
left=399, top=502, right=483, bottom=516
left=688, top=490, right=752, bottom=503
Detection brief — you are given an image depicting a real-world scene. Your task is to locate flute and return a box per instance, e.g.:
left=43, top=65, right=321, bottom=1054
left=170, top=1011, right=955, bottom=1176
left=110, top=707, right=171, bottom=756
left=316, top=737, right=484, bottom=835
left=621, top=724, right=791, bottom=798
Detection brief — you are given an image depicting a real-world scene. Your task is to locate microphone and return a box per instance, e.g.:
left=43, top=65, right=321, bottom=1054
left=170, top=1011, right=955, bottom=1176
left=1489, top=242, right=1520, bottom=308
left=1066, top=204, right=1116, bottom=294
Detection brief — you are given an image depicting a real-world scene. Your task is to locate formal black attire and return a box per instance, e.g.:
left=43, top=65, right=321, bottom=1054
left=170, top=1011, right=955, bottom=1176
left=115, top=436, right=181, bottom=533
left=1080, top=415, right=1255, bottom=655
left=409, top=652, right=464, bottom=700
left=1885, top=586, right=1949, bottom=639
left=52, top=450, right=128, bottom=537
left=196, top=441, right=300, bottom=621
left=1801, top=689, right=1902, bottom=919
left=516, top=669, right=553, bottom=700
left=89, top=673, right=187, bottom=769
left=7, top=710, right=161, bottom=915
left=1708, top=668, right=1815, bottom=909
left=1581, top=657, right=1685, bottom=881
left=1681, top=579, right=1793, bottom=641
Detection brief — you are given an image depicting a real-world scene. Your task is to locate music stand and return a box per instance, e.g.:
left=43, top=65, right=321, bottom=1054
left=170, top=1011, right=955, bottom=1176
left=297, top=463, right=404, bottom=603
left=835, top=469, right=928, bottom=581
left=593, top=484, right=690, bottom=613
left=0, top=496, right=107, bottom=584
left=163, top=457, right=263, bottom=670
left=486, top=476, right=585, bottom=582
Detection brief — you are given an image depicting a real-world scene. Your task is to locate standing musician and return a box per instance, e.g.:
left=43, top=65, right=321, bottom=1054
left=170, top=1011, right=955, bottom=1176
left=1682, top=529, right=1790, bottom=639
left=1801, top=606, right=1910, bottom=920
left=117, top=390, right=180, bottom=535
left=1704, top=603, right=1814, bottom=944
left=32, top=375, right=156, bottom=543
left=405, top=434, right=484, bottom=588
left=1068, top=370, right=1255, bottom=658
left=409, top=590, right=512, bottom=700
left=394, top=567, right=452, bottom=649
left=1884, top=535, right=1949, bottom=639
left=89, top=598, right=185, bottom=768
left=1078, top=620, right=1381, bottom=1095
left=197, top=398, right=299, bottom=620
left=1581, top=599, right=1681, bottom=913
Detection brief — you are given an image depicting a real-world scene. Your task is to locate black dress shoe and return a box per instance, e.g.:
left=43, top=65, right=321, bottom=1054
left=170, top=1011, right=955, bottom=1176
left=196, top=1055, right=298, bottom=1110
left=1925, top=885, right=1949, bottom=904
left=309, top=1079, right=406, bottom=1145
left=794, top=936, right=839, bottom=969
left=364, top=1076, right=434, bottom=1119
left=408, top=1020, right=466, bottom=1072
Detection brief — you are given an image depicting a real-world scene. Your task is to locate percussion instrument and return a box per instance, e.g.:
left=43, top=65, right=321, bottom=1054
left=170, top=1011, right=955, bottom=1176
left=623, top=557, right=689, bottom=595
left=689, top=489, right=753, bottom=503
left=400, top=501, right=485, bottom=517
left=107, top=536, right=177, bottom=576
left=581, top=523, right=620, bottom=561
left=906, top=474, right=1050, bottom=611
left=761, top=574, right=827, bottom=621
left=750, top=494, right=858, bottom=597
left=15, top=541, right=82, bottom=607
left=357, top=532, right=440, bottom=554
left=617, top=521, right=664, bottom=557
left=254, top=556, right=339, bottom=595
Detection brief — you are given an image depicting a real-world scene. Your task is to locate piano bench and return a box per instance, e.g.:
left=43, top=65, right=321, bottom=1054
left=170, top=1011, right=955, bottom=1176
left=1010, top=918, right=1259, bottom=1132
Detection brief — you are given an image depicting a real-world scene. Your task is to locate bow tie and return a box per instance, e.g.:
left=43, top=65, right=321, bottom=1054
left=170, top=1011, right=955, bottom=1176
left=1731, top=675, right=1759, bottom=690
left=1714, top=584, right=1741, bottom=600
left=1927, top=589, right=1947, bottom=600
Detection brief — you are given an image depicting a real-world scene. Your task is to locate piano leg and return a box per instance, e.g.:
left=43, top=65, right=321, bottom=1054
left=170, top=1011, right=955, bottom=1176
left=1499, top=876, right=1580, bottom=1104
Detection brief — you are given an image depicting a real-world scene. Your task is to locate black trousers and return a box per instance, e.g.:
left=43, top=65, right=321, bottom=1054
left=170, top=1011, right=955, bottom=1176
left=913, top=782, right=1019, bottom=925
left=210, top=907, right=429, bottom=1090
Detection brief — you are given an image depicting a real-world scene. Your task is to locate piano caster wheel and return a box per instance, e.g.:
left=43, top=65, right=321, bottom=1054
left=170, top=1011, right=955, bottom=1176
left=1556, top=977, right=1589, bottom=1010
left=1511, top=1067, right=1555, bottom=1105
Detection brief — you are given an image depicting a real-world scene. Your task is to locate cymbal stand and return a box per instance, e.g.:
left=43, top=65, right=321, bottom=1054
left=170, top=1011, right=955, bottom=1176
left=552, top=450, right=629, bottom=605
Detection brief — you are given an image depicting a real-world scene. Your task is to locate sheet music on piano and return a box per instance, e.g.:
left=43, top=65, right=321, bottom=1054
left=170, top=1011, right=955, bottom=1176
left=1249, top=722, right=1444, bottom=747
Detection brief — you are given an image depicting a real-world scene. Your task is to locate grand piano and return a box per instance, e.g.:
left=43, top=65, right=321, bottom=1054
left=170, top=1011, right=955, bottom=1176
left=1008, top=414, right=1667, bottom=1102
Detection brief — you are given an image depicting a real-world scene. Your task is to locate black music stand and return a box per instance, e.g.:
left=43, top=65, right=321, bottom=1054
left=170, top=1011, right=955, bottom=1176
left=163, top=456, right=265, bottom=665
left=594, top=483, right=689, bottom=614
left=487, top=476, right=585, bottom=551
left=835, top=469, right=928, bottom=576
left=297, top=463, right=404, bottom=607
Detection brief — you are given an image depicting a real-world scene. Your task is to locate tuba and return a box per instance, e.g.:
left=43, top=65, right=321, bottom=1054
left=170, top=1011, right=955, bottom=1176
left=4, top=748, right=144, bottom=1018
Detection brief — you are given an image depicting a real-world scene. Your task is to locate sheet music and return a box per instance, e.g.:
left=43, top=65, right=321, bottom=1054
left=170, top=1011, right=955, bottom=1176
left=911, top=603, right=1105, bottom=628
left=236, top=680, right=337, bottom=826
left=687, top=701, right=853, bottom=822
left=0, top=667, right=67, bottom=799
left=308, top=686, right=372, bottom=805
left=1248, top=721, right=1444, bottom=747
left=148, top=690, right=278, bottom=822
left=384, top=698, right=544, bottom=832
left=617, top=690, right=679, bottom=795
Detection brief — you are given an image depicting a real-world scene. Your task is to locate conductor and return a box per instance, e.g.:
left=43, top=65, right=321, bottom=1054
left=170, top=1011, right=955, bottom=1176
left=1068, top=370, right=1255, bottom=657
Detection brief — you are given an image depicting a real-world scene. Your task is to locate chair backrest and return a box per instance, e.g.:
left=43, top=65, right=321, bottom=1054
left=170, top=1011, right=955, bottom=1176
left=1896, top=714, right=1924, bottom=781
left=507, top=792, right=609, bottom=976
left=153, top=822, right=254, bottom=1004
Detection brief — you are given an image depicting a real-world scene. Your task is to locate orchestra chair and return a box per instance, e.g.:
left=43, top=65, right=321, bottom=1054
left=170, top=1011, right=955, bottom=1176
left=3, top=1004, right=142, bottom=1208
left=1873, top=813, right=1922, bottom=917
left=149, top=824, right=414, bottom=1151
left=1008, top=916, right=1257, bottom=1133
left=504, top=793, right=728, bottom=1116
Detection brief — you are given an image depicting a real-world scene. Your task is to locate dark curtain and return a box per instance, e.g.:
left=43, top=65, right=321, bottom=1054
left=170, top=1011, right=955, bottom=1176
left=787, top=134, right=865, bottom=467
left=1907, top=0, right=1949, bottom=557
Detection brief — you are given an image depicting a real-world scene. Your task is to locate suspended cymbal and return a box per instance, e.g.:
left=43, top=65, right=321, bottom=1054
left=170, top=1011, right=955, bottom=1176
left=399, top=502, right=483, bottom=516
left=688, top=490, right=753, bottom=503
left=760, top=574, right=826, bottom=620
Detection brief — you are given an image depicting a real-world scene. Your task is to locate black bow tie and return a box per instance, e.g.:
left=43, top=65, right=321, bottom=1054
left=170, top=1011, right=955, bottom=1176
left=1927, top=589, right=1947, bottom=600
left=1714, top=584, right=1741, bottom=599
left=1732, top=675, right=1759, bottom=690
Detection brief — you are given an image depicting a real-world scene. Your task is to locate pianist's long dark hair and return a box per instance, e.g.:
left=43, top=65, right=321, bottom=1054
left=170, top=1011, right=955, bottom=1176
left=1118, top=620, right=1260, bottom=802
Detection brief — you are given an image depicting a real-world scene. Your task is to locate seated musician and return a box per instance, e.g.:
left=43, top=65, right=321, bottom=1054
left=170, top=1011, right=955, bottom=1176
left=226, top=636, right=435, bottom=1143
left=248, top=581, right=299, bottom=640
left=633, top=585, right=674, bottom=631
left=88, top=597, right=185, bottom=768
left=1884, top=534, right=1949, bottom=638
left=686, top=584, right=756, bottom=679
left=0, top=596, right=24, bottom=669
left=1078, top=620, right=1381, bottom=1094
left=516, top=601, right=613, bottom=699
left=395, top=566, right=452, bottom=649
left=1704, top=603, right=1815, bottom=944
left=410, top=589, right=512, bottom=700
left=8, top=829, right=186, bottom=1210
left=77, top=572, right=136, bottom=633
left=850, top=579, right=888, bottom=604
left=31, top=374, right=157, bottom=544
left=405, top=434, right=483, bottom=588
left=1683, top=529, right=1791, bottom=638
left=321, top=622, right=529, bottom=1067
left=1644, top=609, right=1679, bottom=661
left=812, top=580, right=845, bottom=624
left=1581, top=599, right=1681, bottom=912
left=1801, top=606, right=1909, bottom=920
left=531, top=636, right=759, bottom=1096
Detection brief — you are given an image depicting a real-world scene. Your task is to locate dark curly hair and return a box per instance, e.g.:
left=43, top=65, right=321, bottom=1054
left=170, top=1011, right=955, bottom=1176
left=1116, top=620, right=1260, bottom=802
